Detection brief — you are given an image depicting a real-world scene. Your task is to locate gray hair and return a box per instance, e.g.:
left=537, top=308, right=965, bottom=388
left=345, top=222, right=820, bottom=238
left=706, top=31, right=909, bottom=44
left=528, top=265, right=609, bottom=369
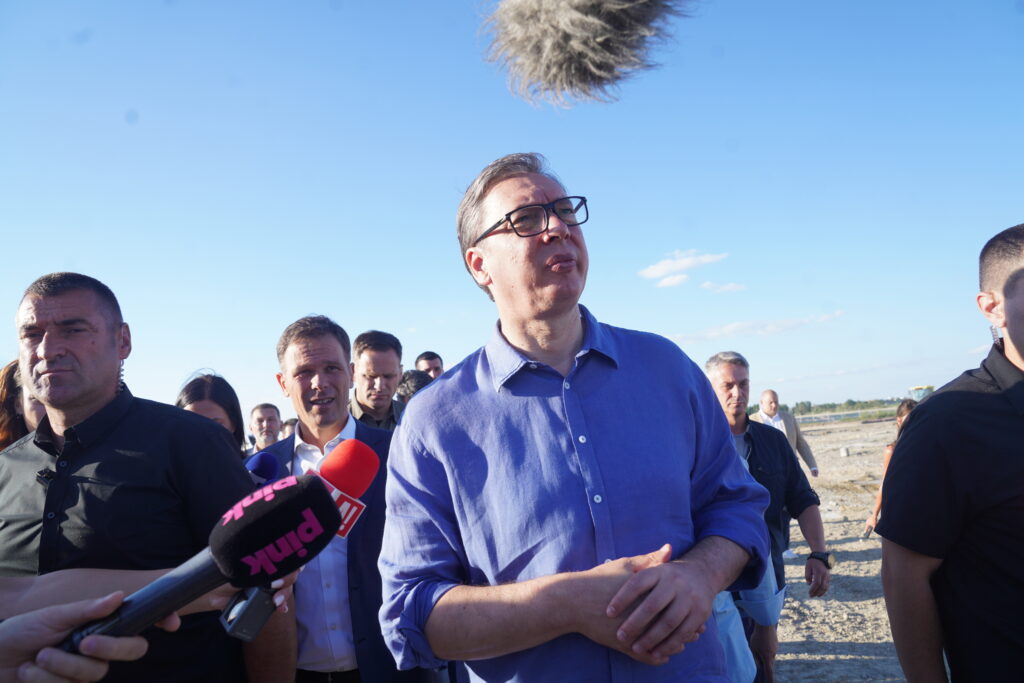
left=704, top=351, right=749, bottom=375
left=455, top=152, right=565, bottom=298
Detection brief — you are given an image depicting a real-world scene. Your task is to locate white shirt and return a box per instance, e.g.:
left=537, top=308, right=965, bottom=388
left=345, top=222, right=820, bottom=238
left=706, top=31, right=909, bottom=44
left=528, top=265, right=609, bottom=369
left=759, top=409, right=786, bottom=434
left=290, top=415, right=358, bottom=672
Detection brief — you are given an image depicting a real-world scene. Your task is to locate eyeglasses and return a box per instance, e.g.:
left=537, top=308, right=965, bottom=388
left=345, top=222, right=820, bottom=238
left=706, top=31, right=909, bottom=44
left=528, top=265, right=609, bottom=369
left=473, top=196, right=588, bottom=245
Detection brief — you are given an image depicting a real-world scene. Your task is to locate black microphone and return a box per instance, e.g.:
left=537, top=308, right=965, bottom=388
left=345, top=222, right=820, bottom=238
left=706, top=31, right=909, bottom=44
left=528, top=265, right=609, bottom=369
left=59, top=474, right=340, bottom=653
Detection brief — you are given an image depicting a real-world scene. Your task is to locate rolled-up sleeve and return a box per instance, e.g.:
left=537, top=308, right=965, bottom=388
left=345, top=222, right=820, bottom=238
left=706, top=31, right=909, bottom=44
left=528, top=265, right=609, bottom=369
left=378, top=420, right=463, bottom=671
left=687, top=372, right=771, bottom=590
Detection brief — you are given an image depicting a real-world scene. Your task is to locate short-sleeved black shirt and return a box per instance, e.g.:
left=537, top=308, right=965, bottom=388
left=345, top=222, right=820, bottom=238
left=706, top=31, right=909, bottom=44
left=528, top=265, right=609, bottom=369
left=0, top=387, right=256, bottom=683
left=876, top=343, right=1024, bottom=681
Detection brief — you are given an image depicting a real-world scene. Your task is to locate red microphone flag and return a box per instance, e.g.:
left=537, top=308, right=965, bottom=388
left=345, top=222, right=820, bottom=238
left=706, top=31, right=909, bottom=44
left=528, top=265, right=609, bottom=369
left=315, top=439, right=380, bottom=537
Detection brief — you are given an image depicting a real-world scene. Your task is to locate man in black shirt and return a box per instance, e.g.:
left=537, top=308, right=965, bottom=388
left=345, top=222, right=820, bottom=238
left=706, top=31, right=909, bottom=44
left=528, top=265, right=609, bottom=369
left=0, top=272, right=296, bottom=683
left=705, top=351, right=829, bottom=681
left=878, top=223, right=1024, bottom=682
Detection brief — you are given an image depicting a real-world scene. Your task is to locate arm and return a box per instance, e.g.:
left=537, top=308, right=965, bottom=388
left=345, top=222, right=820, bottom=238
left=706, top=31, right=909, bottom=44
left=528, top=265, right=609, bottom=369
left=866, top=444, right=895, bottom=533
left=796, top=505, right=830, bottom=597
left=0, top=592, right=174, bottom=683
left=425, top=544, right=672, bottom=665
left=607, top=536, right=751, bottom=661
left=0, top=570, right=167, bottom=620
left=0, top=570, right=298, bottom=621
left=243, top=593, right=297, bottom=683
left=792, top=420, right=818, bottom=474
left=881, top=539, right=947, bottom=682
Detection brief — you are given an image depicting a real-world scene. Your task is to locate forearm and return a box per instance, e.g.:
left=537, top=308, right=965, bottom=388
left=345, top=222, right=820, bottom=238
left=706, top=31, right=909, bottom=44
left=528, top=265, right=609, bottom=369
left=425, top=573, right=572, bottom=661
left=796, top=442, right=817, bottom=471
left=881, top=539, right=947, bottom=682
left=678, top=535, right=750, bottom=594
left=796, top=506, right=827, bottom=553
left=0, top=570, right=170, bottom=619
left=243, top=594, right=297, bottom=683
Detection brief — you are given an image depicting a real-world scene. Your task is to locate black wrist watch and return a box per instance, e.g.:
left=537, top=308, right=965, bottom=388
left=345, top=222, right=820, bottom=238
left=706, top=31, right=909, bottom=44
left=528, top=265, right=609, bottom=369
left=808, top=551, right=834, bottom=569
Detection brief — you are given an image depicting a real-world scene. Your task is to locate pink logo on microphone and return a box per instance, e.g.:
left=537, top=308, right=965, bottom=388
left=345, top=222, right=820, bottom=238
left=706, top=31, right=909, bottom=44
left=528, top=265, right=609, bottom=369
left=240, top=507, right=326, bottom=576
left=221, top=476, right=299, bottom=525
left=318, top=478, right=366, bottom=537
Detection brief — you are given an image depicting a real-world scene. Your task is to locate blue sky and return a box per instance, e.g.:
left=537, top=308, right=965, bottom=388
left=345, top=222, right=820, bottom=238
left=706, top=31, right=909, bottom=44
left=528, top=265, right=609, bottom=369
left=1, top=1, right=1021, bottom=421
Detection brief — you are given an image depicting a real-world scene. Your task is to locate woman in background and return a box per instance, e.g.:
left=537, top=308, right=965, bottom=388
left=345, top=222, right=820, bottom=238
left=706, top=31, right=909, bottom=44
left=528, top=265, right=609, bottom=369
left=0, top=360, right=46, bottom=450
left=175, top=372, right=247, bottom=458
left=865, top=398, right=918, bottom=535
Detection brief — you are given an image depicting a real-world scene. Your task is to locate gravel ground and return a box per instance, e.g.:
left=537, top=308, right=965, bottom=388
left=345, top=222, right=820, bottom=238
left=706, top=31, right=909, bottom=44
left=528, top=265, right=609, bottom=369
left=773, top=419, right=904, bottom=682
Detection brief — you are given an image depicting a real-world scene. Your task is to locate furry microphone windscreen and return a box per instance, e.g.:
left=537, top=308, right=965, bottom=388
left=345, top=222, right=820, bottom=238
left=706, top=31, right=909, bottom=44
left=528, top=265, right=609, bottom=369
left=486, top=0, right=688, bottom=106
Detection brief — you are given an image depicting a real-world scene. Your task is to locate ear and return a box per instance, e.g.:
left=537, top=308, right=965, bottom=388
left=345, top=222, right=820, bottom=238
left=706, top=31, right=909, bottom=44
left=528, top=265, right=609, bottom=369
left=465, top=246, right=492, bottom=289
left=117, top=323, right=132, bottom=360
left=977, top=290, right=1005, bottom=330
left=276, top=372, right=288, bottom=396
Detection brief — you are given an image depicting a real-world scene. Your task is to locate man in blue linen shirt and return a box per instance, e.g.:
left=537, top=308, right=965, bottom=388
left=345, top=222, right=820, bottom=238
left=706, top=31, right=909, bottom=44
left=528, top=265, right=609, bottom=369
left=378, top=153, right=770, bottom=682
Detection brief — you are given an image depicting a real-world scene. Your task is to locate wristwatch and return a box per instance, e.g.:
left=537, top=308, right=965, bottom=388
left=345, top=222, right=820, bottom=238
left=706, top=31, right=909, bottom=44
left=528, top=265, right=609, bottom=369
left=808, top=551, right=834, bottom=569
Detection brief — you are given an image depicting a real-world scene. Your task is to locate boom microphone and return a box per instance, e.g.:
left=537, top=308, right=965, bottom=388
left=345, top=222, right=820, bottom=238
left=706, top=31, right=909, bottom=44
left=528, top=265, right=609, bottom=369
left=486, top=0, right=688, bottom=105
left=314, top=438, right=380, bottom=537
left=59, top=474, right=340, bottom=653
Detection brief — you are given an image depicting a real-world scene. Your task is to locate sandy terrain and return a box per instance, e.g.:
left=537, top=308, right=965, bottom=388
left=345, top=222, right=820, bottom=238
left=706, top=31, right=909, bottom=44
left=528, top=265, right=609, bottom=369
left=774, top=419, right=903, bottom=682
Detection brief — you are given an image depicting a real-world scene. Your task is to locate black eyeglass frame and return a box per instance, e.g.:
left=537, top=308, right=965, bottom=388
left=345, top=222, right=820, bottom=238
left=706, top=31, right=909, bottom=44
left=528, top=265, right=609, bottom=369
left=472, top=196, right=588, bottom=246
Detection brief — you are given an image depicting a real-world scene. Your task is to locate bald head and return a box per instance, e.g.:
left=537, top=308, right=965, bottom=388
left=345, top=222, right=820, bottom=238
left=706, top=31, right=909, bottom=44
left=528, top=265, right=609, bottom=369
left=760, top=389, right=779, bottom=417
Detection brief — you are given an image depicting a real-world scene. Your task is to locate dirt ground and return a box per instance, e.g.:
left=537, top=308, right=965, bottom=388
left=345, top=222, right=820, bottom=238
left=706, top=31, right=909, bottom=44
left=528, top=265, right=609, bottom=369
left=774, top=419, right=903, bottom=682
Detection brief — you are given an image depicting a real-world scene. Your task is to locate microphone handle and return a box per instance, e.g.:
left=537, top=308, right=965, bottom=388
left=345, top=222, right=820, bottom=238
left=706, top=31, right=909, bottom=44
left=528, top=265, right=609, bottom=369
left=59, top=547, right=227, bottom=653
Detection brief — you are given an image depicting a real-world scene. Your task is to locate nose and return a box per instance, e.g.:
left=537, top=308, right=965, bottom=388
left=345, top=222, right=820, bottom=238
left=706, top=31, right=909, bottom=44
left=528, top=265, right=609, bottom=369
left=36, top=331, right=66, bottom=361
left=543, top=211, right=571, bottom=241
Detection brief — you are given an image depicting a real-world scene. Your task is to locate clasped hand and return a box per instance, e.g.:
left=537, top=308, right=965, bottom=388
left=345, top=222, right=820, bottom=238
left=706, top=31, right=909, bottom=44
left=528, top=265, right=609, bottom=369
left=574, top=543, right=713, bottom=666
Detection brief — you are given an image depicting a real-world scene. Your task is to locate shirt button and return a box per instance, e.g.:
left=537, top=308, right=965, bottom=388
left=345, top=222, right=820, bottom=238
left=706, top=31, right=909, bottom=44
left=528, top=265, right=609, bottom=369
left=578, top=435, right=587, bottom=444
left=529, top=363, right=538, bottom=369
left=330, top=624, right=338, bottom=631
left=564, top=381, right=571, bottom=390
left=603, top=558, right=612, bottom=564
left=46, top=512, right=55, bottom=519
left=593, top=494, right=603, bottom=504
left=58, top=461, right=68, bottom=468
left=324, top=582, right=331, bottom=589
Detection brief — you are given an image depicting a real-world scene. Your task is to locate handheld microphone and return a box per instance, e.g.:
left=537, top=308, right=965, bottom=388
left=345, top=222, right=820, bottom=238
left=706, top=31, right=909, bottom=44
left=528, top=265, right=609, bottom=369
left=59, top=474, right=340, bottom=653
left=314, top=439, right=380, bottom=537
left=486, top=0, right=686, bottom=105
left=245, top=450, right=283, bottom=485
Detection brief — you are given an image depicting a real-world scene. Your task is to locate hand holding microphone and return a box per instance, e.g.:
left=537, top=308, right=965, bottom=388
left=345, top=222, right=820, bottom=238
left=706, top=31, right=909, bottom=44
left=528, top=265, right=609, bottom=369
left=59, top=474, right=340, bottom=654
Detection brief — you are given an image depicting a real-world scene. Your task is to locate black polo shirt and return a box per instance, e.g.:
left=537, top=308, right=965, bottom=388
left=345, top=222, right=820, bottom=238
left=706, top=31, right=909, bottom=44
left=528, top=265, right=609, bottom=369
left=877, top=343, right=1024, bottom=682
left=0, top=387, right=255, bottom=683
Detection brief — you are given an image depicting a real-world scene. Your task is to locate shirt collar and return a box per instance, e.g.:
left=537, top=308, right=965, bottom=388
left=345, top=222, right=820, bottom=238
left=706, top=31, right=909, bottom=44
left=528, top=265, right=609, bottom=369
left=484, top=304, right=619, bottom=391
left=984, top=341, right=1024, bottom=415
left=292, top=412, right=356, bottom=458
left=34, top=386, right=134, bottom=453
left=349, top=397, right=395, bottom=422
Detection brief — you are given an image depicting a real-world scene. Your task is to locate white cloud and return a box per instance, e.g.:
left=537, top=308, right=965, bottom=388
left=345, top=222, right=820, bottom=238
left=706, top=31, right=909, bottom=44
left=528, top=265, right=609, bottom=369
left=671, top=310, right=843, bottom=343
left=656, top=274, right=689, bottom=288
left=638, top=249, right=728, bottom=280
left=700, top=281, right=746, bottom=293
left=967, top=343, right=991, bottom=354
